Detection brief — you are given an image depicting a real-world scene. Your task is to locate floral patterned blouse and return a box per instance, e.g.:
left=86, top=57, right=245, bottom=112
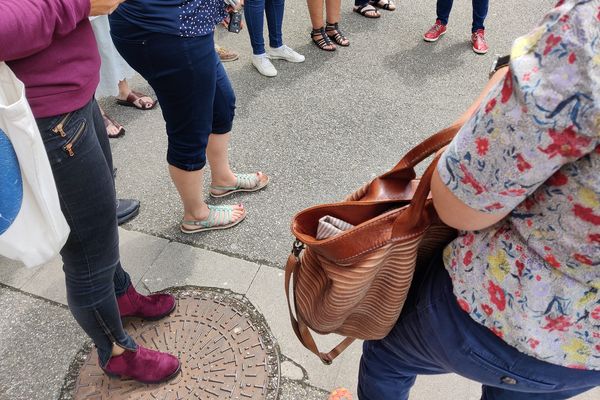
left=439, top=0, right=600, bottom=370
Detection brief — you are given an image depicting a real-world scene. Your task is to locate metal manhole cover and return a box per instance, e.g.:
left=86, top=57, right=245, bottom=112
left=70, top=289, right=280, bottom=399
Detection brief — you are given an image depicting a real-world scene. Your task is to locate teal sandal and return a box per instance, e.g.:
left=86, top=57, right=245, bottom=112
left=180, top=204, right=246, bottom=234
left=209, top=172, right=270, bottom=198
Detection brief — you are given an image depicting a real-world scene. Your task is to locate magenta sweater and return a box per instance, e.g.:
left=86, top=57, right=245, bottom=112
left=0, top=0, right=100, bottom=118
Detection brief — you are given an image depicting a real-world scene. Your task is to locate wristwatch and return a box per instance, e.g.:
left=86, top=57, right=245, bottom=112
left=489, top=54, right=510, bottom=79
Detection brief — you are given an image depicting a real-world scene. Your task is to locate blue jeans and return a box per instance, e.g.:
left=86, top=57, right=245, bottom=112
left=358, top=252, right=600, bottom=400
left=110, top=14, right=236, bottom=171
left=36, top=99, right=136, bottom=367
left=244, top=0, right=285, bottom=55
left=437, top=0, right=488, bottom=32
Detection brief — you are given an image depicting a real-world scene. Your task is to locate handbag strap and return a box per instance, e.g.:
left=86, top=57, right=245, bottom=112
left=284, top=251, right=356, bottom=364
left=392, top=154, right=442, bottom=235
left=386, top=122, right=461, bottom=175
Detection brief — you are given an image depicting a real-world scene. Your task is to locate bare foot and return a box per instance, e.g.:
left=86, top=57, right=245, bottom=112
left=101, top=109, right=125, bottom=139
left=210, top=172, right=269, bottom=197
left=181, top=203, right=246, bottom=233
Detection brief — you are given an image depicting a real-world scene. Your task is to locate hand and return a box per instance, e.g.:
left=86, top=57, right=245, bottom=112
left=221, top=13, right=244, bottom=31
left=224, top=0, right=243, bottom=12
left=221, top=14, right=230, bottom=29
left=90, top=0, right=126, bottom=16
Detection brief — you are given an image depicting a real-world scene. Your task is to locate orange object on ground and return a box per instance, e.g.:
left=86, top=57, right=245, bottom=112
left=328, top=387, right=353, bottom=400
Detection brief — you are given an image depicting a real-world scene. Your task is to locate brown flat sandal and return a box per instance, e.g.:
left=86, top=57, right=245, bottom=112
left=116, top=90, right=157, bottom=110
left=102, top=111, right=125, bottom=139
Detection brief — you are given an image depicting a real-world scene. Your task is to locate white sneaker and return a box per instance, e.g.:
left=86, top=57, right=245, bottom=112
left=267, top=45, right=305, bottom=63
left=251, top=54, right=278, bottom=77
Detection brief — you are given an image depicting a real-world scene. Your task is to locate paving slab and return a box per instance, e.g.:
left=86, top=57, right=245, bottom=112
left=142, top=241, right=260, bottom=294
left=246, top=265, right=363, bottom=391
left=0, top=285, right=87, bottom=400
left=14, top=228, right=167, bottom=305
left=0, top=256, right=40, bottom=289
left=278, top=378, right=329, bottom=400
left=19, top=256, right=66, bottom=304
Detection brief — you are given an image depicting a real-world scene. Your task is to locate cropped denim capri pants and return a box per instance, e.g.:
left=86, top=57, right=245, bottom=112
left=110, top=14, right=236, bottom=171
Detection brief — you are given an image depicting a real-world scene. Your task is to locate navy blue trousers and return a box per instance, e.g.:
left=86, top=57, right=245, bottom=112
left=437, top=0, right=489, bottom=32
left=244, top=0, right=285, bottom=55
left=358, top=252, right=600, bottom=400
left=110, top=14, right=236, bottom=172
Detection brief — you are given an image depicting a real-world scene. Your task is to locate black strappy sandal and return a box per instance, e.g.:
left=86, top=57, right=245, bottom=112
left=325, top=22, right=350, bottom=47
left=370, top=0, right=396, bottom=11
left=353, top=3, right=381, bottom=18
left=311, top=27, right=336, bottom=51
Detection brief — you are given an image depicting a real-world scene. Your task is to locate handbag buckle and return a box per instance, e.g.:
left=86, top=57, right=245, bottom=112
left=292, top=240, right=304, bottom=257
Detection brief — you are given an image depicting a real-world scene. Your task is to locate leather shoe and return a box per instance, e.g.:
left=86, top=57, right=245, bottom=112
left=103, top=346, right=180, bottom=384
left=117, top=199, right=140, bottom=225
left=117, top=284, right=176, bottom=320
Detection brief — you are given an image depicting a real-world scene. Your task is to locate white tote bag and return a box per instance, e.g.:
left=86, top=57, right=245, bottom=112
left=0, top=62, right=70, bottom=267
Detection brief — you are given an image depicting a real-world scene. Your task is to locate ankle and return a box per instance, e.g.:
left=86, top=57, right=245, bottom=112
left=184, top=204, right=210, bottom=222
left=111, top=344, right=126, bottom=357
left=117, top=80, right=130, bottom=99
left=211, top=171, right=236, bottom=186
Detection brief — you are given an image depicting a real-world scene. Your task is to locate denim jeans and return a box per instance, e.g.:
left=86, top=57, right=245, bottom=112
left=437, top=0, right=489, bottom=32
left=358, top=252, right=600, bottom=400
left=244, top=0, right=285, bottom=55
left=110, top=14, right=236, bottom=171
left=36, top=99, right=136, bottom=367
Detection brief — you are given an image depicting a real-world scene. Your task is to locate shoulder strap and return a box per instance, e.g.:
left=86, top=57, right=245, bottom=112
left=284, top=252, right=355, bottom=364
left=384, top=122, right=461, bottom=176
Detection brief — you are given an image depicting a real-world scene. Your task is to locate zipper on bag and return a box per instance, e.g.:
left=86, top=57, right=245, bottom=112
left=51, top=112, right=73, bottom=137
left=63, top=121, right=86, bottom=157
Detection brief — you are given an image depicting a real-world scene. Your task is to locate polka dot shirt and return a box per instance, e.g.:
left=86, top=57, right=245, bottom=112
left=115, top=0, right=228, bottom=37
left=179, top=0, right=228, bottom=37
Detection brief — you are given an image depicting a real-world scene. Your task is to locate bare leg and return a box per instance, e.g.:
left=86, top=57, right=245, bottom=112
left=308, top=0, right=336, bottom=51
left=325, top=0, right=341, bottom=24
left=168, top=165, right=245, bottom=229
left=307, top=0, right=325, bottom=29
left=112, top=344, right=126, bottom=357
left=118, top=79, right=131, bottom=99
left=206, top=133, right=237, bottom=187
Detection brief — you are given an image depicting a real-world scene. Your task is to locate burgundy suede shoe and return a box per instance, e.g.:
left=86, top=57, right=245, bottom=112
left=117, top=284, right=176, bottom=320
left=103, top=346, right=181, bottom=384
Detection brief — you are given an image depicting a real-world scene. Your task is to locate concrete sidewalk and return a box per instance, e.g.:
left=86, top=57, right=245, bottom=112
left=0, top=230, right=599, bottom=399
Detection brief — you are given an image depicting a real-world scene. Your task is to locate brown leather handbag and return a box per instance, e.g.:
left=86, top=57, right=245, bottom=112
left=285, top=125, right=460, bottom=364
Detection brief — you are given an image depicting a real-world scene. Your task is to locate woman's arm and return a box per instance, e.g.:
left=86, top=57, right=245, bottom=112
left=431, top=67, right=510, bottom=231
left=0, top=0, right=124, bottom=62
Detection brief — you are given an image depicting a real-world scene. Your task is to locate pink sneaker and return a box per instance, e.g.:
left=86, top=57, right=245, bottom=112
left=117, top=284, right=176, bottom=320
left=103, top=346, right=181, bottom=384
left=471, top=29, right=489, bottom=54
left=423, top=20, right=447, bottom=42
